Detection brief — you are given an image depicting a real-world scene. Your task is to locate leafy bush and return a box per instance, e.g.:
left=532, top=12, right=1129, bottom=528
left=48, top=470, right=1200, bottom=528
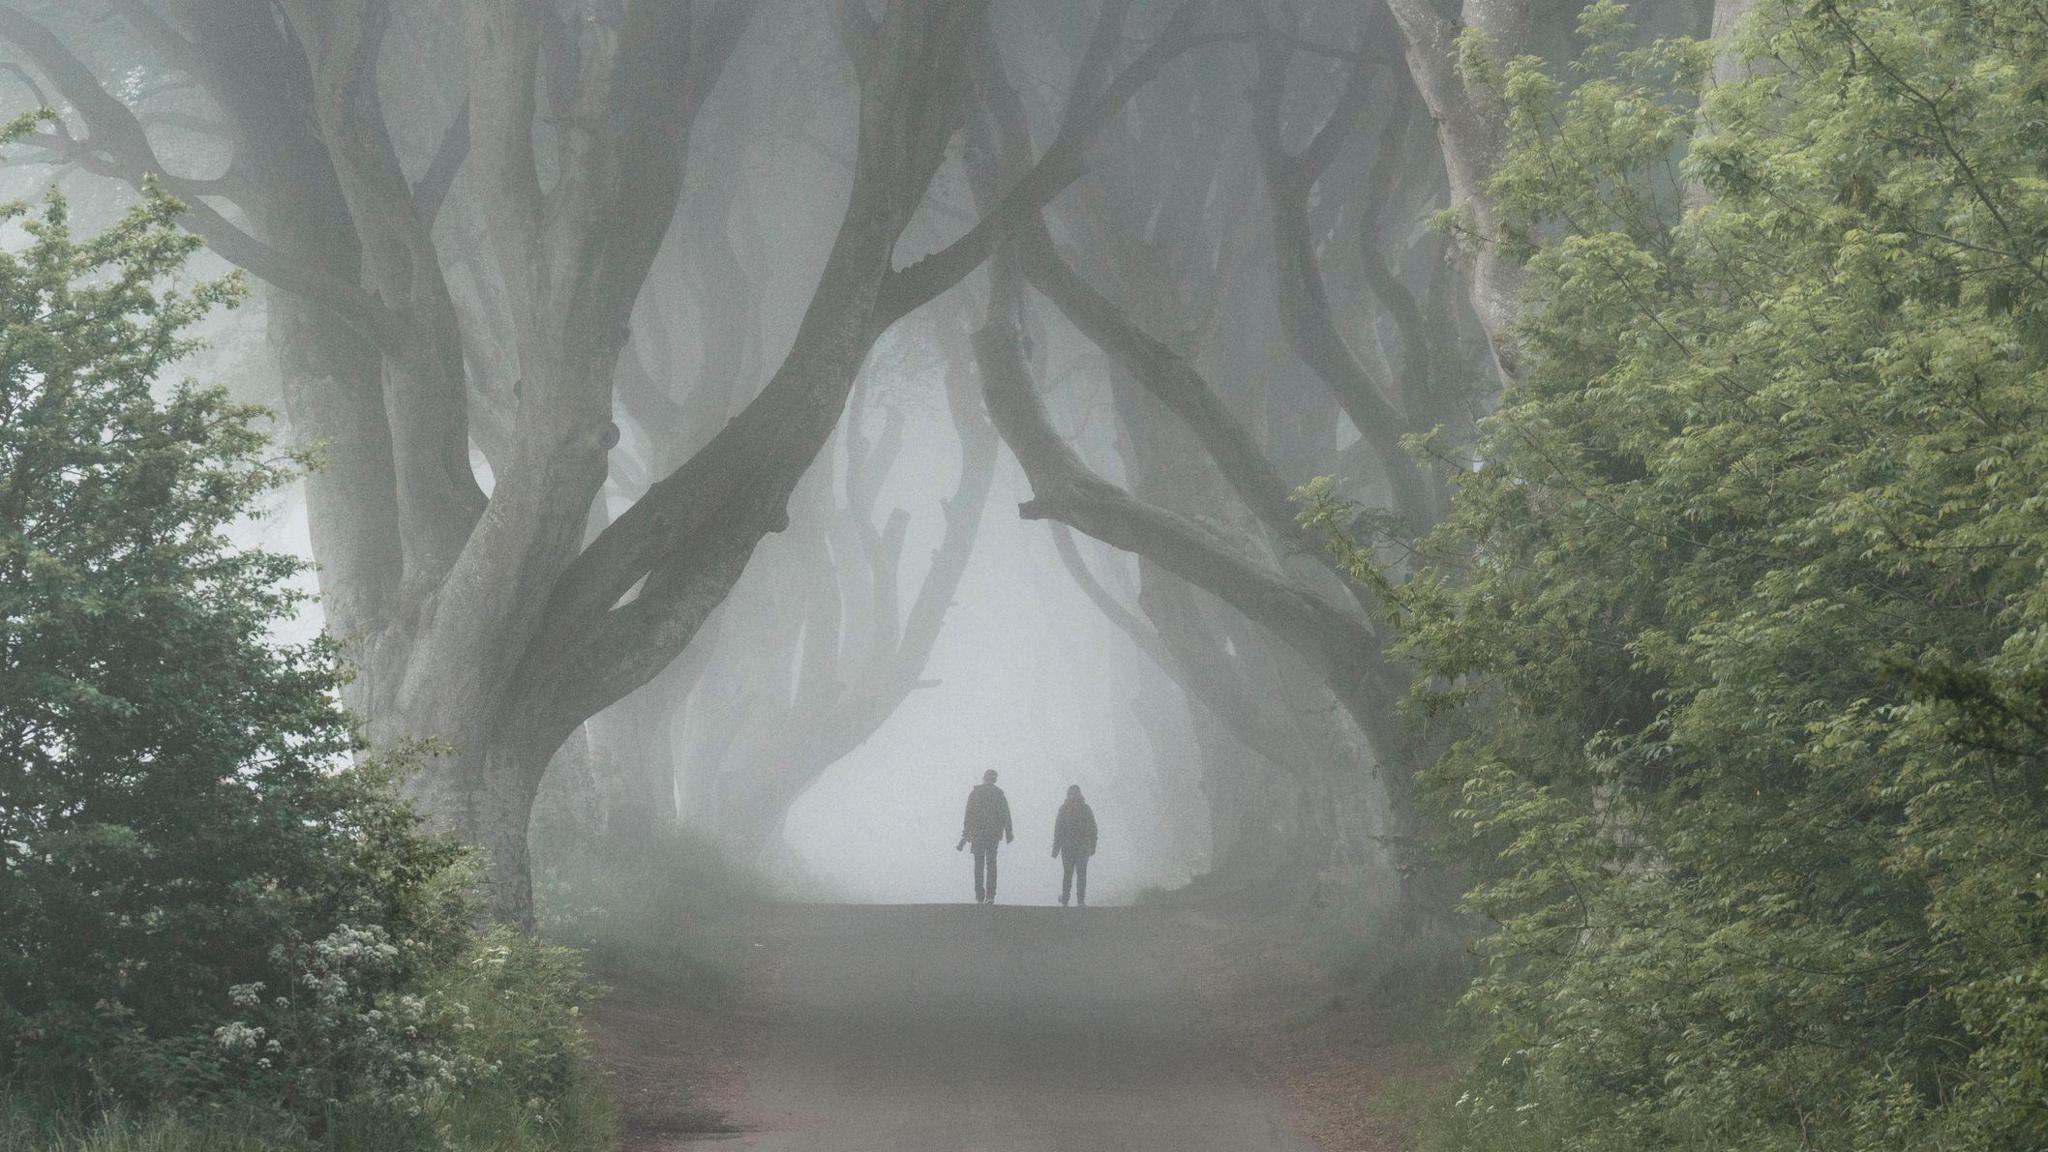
left=375, top=929, right=614, bottom=1152
left=0, top=142, right=611, bottom=1150
left=1318, top=1, right=2048, bottom=1147
left=1, top=928, right=615, bottom=1152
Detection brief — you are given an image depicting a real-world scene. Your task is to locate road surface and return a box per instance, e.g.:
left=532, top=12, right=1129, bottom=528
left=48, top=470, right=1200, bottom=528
left=708, top=903, right=1313, bottom=1151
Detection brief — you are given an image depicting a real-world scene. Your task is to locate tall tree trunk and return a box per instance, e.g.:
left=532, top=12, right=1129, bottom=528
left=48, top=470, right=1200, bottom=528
left=1384, top=0, right=1532, bottom=383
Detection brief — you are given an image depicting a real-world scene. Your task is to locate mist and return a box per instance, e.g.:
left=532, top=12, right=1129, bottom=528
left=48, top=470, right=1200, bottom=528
left=5, top=0, right=2044, bottom=1149
left=784, top=422, right=1204, bottom=905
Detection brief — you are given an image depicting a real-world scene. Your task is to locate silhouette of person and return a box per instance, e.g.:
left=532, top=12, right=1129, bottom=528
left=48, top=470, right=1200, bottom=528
left=1052, top=784, right=1098, bottom=907
left=957, top=769, right=1013, bottom=904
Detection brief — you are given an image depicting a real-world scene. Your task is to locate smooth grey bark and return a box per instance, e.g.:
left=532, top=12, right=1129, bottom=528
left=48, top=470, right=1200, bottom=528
left=368, top=0, right=761, bottom=923
left=1709, top=0, right=1761, bottom=87
left=1388, top=0, right=1753, bottom=378
left=1346, top=77, right=1474, bottom=456
left=585, top=663, right=689, bottom=842
left=276, top=0, right=483, bottom=605
left=1681, top=0, right=1768, bottom=211
left=1, top=0, right=763, bottom=922
left=1383, top=0, right=1532, bottom=383
left=581, top=135, right=760, bottom=847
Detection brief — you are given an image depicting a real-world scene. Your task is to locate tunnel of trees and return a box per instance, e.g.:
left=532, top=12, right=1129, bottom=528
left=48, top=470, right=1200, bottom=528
left=4, top=0, right=2045, bottom=1147
left=0, top=0, right=1537, bottom=915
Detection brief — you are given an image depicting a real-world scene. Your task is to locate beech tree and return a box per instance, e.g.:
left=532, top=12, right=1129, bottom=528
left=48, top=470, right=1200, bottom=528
left=958, top=0, right=1734, bottom=885
left=1, top=0, right=1235, bottom=920
left=960, top=3, right=1447, bottom=881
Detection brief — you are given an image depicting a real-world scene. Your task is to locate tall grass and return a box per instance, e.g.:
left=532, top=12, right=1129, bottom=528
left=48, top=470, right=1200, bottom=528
left=1, top=1073, right=613, bottom=1152
left=0, top=1088, right=615, bottom=1152
left=0, top=1105, right=284, bottom=1152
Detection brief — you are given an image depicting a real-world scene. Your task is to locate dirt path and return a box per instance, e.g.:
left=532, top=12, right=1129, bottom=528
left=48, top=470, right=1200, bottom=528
left=602, top=902, right=1316, bottom=1150
left=596, top=901, right=1443, bottom=1151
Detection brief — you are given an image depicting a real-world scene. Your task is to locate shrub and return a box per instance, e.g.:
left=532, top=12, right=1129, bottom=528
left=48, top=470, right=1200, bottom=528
left=0, top=139, right=611, bottom=1150
left=1356, top=1, right=2048, bottom=1147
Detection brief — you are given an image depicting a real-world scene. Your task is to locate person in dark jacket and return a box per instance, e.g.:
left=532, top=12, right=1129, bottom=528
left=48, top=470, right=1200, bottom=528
left=1051, top=785, right=1098, bottom=907
left=956, top=769, right=1013, bottom=904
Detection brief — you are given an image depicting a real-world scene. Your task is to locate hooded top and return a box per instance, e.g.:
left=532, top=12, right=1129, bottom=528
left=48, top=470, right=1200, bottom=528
left=961, top=781, right=1013, bottom=846
left=1052, top=793, right=1098, bottom=858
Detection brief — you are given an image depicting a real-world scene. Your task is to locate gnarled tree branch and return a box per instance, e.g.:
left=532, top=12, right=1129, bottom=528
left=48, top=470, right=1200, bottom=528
left=0, top=4, right=395, bottom=344
left=1249, top=24, right=1437, bottom=521
left=871, top=1, right=1243, bottom=330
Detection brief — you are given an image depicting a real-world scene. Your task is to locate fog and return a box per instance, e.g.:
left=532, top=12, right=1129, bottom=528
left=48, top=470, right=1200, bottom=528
left=0, top=0, right=1443, bottom=921
left=18, top=0, right=2031, bottom=1148
left=785, top=421, right=1202, bottom=905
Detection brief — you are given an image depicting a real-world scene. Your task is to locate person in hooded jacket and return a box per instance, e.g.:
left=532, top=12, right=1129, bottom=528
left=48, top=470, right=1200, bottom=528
left=957, top=769, right=1013, bottom=903
left=1051, top=785, right=1098, bottom=907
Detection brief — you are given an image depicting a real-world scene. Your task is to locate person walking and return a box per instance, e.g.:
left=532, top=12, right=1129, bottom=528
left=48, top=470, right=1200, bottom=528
left=1051, top=785, right=1098, bottom=907
left=957, top=769, right=1013, bottom=904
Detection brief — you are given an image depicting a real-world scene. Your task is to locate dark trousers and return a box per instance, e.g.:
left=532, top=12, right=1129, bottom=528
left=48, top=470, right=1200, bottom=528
left=971, top=841, right=1000, bottom=901
left=1061, top=852, right=1089, bottom=905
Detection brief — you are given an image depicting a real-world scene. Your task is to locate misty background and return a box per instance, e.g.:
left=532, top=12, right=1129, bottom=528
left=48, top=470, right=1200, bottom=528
left=9, top=0, right=2047, bottom=1148
left=0, top=4, right=1243, bottom=904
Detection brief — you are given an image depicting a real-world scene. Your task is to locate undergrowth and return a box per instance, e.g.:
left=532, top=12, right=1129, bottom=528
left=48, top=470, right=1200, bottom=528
left=1302, top=864, right=1476, bottom=1038
left=533, top=828, right=757, bottom=993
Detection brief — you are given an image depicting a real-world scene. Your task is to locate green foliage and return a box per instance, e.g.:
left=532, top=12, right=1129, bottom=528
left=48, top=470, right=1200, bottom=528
left=1350, top=1, right=2048, bottom=1147
left=0, top=1100, right=289, bottom=1152
left=0, top=930, right=615, bottom=1152
left=533, top=828, right=752, bottom=992
left=390, top=930, right=616, bottom=1152
left=0, top=139, right=611, bottom=1150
